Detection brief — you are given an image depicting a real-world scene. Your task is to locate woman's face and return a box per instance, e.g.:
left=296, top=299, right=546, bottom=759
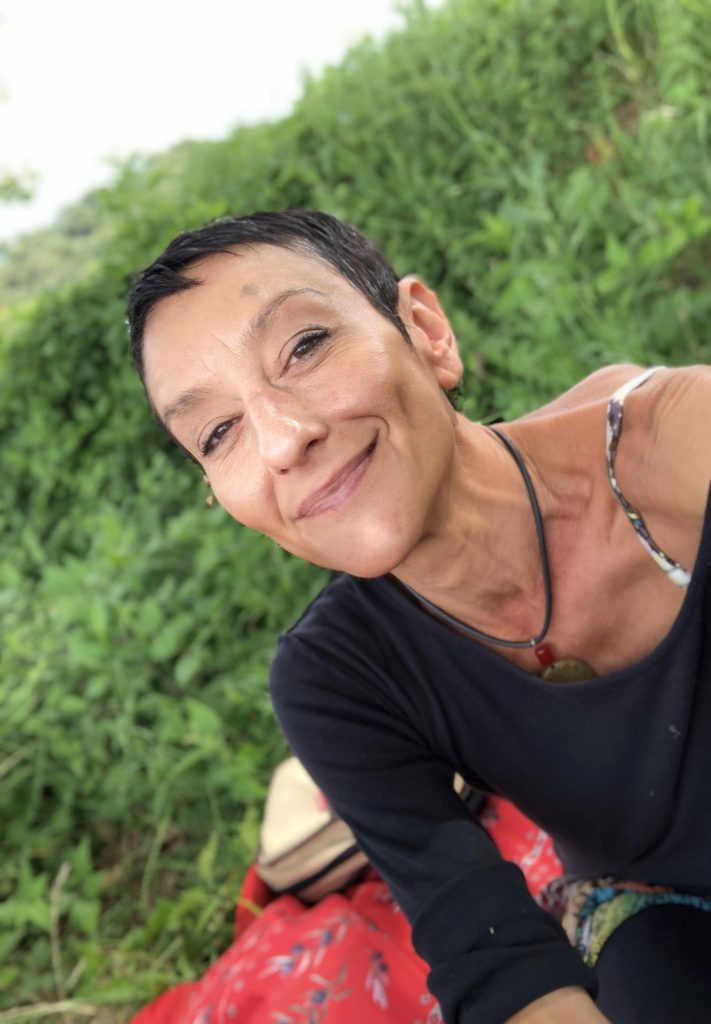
left=142, top=244, right=462, bottom=576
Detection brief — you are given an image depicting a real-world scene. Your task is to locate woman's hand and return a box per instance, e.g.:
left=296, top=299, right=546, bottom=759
left=506, top=987, right=611, bottom=1024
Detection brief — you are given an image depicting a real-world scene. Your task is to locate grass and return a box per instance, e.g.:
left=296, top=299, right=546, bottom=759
left=1, top=0, right=710, bottom=1018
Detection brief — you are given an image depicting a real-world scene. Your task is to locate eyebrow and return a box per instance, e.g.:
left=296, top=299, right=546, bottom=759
left=245, top=287, right=327, bottom=342
left=161, top=287, right=329, bottom=427
left=162, top=382, right=216, bottom=427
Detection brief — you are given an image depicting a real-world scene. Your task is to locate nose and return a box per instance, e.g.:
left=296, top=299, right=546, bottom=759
left=249, top=387, right=328, bottom=474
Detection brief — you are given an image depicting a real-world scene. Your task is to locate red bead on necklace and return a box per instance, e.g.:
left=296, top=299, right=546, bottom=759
left=534, top=643, right=556, bottom=669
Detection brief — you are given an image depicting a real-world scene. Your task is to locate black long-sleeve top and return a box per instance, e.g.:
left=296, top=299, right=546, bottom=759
left=269, top=486, right=711, bottom=1022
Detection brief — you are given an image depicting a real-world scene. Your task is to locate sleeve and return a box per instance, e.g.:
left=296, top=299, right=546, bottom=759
left=269, top=633, right=597, bottom=1023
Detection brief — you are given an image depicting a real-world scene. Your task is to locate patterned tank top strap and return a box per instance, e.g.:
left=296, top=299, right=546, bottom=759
left=606, top=366, right=691, bottom=588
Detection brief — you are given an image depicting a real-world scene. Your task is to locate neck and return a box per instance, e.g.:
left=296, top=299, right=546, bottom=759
left=391, top=418, right=552, bottom=640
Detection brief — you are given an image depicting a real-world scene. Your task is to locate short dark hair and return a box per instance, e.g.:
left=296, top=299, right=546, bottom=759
left=127, top=208, right=410, bottom=384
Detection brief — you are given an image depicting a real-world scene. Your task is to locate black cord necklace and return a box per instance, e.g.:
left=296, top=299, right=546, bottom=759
left=400, top=427, right=551, bottom=649
left=399, top=428, right=598, bottom=682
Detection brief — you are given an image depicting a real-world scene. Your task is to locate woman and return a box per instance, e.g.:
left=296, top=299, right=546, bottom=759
left=128, top=210, right=711, bottom=1023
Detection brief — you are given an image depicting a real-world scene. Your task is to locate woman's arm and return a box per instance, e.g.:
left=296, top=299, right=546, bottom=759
left=508, top=987, right=611, bottom=1024
left=269, top=620, right=598, bottom=1023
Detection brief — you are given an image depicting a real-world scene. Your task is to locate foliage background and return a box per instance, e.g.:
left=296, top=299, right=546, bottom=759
left=1, top=0, right=710, bottom=1018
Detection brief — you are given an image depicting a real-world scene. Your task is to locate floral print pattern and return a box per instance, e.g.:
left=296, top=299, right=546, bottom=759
left=131, top=798, right=559, bottom=1024
left=131, top=869, right=443, bottom=1024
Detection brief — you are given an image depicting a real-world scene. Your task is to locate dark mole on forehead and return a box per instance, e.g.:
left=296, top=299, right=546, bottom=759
left=241, top=283, right=259, bottom=296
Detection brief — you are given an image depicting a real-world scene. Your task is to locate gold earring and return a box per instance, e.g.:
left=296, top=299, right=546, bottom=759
left=203, top=474, right=214, bottom=508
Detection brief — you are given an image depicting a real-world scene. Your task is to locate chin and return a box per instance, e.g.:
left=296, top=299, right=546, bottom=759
left=303, top=524, right=419, bottom=579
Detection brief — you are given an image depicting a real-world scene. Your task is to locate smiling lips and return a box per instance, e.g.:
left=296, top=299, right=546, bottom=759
left=297, top=441, right=376, bottom=518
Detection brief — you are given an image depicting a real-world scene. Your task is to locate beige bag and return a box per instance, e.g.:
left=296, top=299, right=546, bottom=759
left=256, top=757, right=369, bottom=902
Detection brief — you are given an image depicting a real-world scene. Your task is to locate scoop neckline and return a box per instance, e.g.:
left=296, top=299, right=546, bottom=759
left=383, top=482, right=711, bottom=694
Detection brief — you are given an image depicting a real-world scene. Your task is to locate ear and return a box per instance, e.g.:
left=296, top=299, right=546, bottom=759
left=397, top=275, right=463, bottom=390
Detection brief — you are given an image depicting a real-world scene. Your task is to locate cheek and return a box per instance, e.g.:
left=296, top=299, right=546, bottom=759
left=209, top=463, right=275, bottom=534
left=319, top=339, right=407, bottom=413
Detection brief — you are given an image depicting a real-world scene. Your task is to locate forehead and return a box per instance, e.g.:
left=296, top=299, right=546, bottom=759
left=142, top=244, right=365, bottom=406
left=150, top=243, right=357, bottom=332
left=198, top=242, right=349, bottom=292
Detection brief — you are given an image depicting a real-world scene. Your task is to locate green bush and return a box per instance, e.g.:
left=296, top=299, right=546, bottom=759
left=1, top=0, right=710, bottom=1017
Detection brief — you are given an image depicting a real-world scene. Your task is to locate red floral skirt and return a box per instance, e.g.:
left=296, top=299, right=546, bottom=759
left=130, top=798, right=561, bottom=1024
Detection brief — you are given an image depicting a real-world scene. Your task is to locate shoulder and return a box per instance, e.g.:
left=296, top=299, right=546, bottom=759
left=268, top=576, right=432, bottom=790
left=271, top=575, right=366, bottom=680
left=510, top=363, right=646, bottom=494
left=516, top=363, right=711, bottom=523
left=269, top=573, right=404, bottom=708
left=621, top=365, right=711, bottom=522
left=275, top=573, right=391, bottom=659
left=518, top=363, right=644, bottom=421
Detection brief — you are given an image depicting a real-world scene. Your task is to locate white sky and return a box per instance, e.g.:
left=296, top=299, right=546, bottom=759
left=0, top=0, right=419, bottom=242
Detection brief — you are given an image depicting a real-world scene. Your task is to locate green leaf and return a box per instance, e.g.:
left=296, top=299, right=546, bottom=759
left=196, top=829, right=220, bottom=884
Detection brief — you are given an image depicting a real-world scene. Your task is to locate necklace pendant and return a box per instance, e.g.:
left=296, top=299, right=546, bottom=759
left=534, top=642, right=597, bottom=682
left=541, top=657, right=598, bottom=683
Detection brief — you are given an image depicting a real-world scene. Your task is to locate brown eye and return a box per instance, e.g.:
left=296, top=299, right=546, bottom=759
left=288, top=329, right=329, bottom=365
left=200, top=420, right=235, bottom=456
